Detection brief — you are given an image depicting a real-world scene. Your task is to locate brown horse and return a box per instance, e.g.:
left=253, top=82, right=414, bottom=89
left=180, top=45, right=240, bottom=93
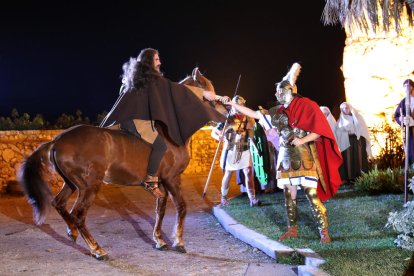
left=18, top=68, right=221, bottom=260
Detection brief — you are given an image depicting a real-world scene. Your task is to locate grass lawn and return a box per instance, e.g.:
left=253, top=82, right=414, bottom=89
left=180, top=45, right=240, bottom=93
left=221, top=188, right=412, bottom=276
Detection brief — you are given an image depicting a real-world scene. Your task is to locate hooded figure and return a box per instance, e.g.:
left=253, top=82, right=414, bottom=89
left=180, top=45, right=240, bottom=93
left=336, top=102, right=372, bottom=183
left=320, top=106, right=337, bottom=134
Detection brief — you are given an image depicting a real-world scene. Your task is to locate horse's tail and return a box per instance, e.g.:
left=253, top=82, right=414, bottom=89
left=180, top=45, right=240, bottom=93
left=18, top=141, right=54, bottom=225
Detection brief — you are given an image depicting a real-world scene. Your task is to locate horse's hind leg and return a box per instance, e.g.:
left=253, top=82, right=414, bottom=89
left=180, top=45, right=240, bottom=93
left=153, top=186, right=168, bottom=250
left=52, top=182, right=79, bottom=242
left=71, top=184, right=108, bottom=260
left=166, top=177, right=187, bottom=253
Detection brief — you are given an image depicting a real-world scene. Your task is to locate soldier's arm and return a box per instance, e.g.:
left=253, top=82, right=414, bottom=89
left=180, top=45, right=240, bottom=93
left=225, top=101, right=260, bottom=119
left=291, top=132, right=320, bottom=146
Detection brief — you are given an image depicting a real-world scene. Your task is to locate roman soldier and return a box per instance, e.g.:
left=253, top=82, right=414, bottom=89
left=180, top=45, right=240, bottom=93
left=223, top=63, right=343, bottom=243
left=211, top=95, right=261, bottom=207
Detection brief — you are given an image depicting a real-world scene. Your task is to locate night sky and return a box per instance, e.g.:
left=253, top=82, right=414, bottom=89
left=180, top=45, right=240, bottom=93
left=0, top=1, right=346, bottom=123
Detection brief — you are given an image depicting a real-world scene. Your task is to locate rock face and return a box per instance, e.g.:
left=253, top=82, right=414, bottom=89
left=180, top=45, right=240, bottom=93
left=0, top=127, right=221, bottom=193
left=341, top=10, right=414, bottom=156
left=0, top=130, right=62, bottom=193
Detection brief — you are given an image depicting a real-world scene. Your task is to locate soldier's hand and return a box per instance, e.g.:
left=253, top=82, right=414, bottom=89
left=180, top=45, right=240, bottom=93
left=203, top=90, right=217, bottom=101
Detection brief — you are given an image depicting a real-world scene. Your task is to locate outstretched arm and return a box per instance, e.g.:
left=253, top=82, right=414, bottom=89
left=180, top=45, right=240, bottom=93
left=224, top=101, right=260, bottom=119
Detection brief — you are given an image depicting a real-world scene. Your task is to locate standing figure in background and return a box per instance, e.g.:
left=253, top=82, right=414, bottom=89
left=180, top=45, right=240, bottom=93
left=320, top=105, right=347, bottom=150
left=224, top=63, right=343, bottom=243
left=336, top=102, right=372, bottom=184
left=211, top=95, right=261, bottom=207
left=394, top=79, right=414, bottom=168
left=320, top=106, right=337, bottom=137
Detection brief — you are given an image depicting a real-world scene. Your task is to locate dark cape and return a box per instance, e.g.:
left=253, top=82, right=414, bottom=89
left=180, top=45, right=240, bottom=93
left=101, top=77, right=226, bottom=145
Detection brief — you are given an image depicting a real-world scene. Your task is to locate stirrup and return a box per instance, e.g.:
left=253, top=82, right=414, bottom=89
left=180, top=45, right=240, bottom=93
left=142, top=179, right=165, bottom=198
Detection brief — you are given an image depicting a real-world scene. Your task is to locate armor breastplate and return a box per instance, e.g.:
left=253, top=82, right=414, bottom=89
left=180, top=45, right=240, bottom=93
left=224, top=115, right=250, bottom=164
left=270, top=109, right=314, bottom=173
left=225, top=130, right=249, bottom=151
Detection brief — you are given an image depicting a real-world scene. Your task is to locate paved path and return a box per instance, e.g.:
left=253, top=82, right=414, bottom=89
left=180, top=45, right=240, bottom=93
left=0, top=172, right=297, bottom=276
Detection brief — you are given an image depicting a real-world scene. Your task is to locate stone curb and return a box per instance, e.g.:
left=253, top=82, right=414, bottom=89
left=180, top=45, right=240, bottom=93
left=212, top=206, right=329, bottom=276
left=213, top=206, right=294, bottom=260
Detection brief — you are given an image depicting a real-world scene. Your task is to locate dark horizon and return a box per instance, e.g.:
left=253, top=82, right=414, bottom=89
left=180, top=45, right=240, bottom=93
left=0, top=1, right=346, bottom=122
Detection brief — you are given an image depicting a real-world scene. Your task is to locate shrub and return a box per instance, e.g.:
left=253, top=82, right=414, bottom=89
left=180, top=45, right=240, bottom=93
left=354, top=167, right=411, bottom=194
left=0, top=109, right=106, bottom=130
left=386, top=177, right=414, bottom=250
left=369, top=117, right=404, bottom=170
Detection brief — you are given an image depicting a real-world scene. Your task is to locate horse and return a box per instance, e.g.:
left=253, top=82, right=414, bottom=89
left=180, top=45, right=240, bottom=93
left=18, top=68, right=221, bottom=260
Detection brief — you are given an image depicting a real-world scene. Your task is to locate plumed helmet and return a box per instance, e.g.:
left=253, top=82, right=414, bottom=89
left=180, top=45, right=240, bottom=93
left=275, top=63, right=301, bottom=105
left=276, top=62, right=302, bottom=93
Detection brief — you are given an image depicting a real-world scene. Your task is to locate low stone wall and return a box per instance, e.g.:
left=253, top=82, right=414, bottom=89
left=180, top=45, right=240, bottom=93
left=0, top=128, right=221, bottom=193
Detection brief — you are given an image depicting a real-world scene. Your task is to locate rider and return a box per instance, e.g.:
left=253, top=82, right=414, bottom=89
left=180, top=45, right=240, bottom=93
left=100, top=48, right=225, bottom=198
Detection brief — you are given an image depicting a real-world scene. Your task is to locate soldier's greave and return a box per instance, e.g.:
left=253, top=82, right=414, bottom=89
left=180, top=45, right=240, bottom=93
left=304, top=187, right=328, bottom=230
left=283, top=188, right=297, bottom=227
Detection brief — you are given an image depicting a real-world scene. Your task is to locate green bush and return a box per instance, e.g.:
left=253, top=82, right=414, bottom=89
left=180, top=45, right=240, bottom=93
left=354, top=167, right=411, bottom=195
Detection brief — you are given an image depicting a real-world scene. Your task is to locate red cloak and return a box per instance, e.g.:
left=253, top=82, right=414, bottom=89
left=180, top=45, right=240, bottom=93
left=284, top=96, right=343, bottom=200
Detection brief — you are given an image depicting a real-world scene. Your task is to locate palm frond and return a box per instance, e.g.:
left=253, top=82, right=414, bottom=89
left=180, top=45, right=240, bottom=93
left=322, top=0, right=413, bottom=34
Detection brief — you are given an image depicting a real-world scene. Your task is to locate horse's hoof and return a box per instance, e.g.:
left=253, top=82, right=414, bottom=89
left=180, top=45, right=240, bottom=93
left=66, top=232, right=77, bottom=243
left=66, top=227, right=78, bottom=242
left=172, top=245, right=186, bottom=253
left=95, top=253, right=109, bottom=261
left=156, top=244, right=169, bottom=251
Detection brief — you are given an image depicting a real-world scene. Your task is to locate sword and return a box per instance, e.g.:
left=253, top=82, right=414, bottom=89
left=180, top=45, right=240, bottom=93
left=202, top=74, right=241, bottom=198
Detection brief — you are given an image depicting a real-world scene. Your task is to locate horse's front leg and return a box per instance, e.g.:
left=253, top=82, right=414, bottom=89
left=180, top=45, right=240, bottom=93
left=153, top=186, right=168, bottom=250
left=168, top=180, right=187, bottom=253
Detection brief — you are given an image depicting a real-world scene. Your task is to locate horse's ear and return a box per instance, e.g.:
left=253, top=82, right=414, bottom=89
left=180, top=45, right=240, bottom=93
left=192, top=67, right=200, bottom=80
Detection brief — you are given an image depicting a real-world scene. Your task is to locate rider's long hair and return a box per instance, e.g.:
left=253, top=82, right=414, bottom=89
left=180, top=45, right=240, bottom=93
left=122, top=48, right=162, bottom=91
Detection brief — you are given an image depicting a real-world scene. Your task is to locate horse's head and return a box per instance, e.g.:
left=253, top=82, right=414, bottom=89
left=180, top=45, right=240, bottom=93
left=179, top=67, right=215, bottom=92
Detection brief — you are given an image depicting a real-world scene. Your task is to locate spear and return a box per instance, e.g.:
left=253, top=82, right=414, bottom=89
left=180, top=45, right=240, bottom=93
left=404, top=85, right=411, bottom=204
left=202, top=74, right=241, bottom=198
